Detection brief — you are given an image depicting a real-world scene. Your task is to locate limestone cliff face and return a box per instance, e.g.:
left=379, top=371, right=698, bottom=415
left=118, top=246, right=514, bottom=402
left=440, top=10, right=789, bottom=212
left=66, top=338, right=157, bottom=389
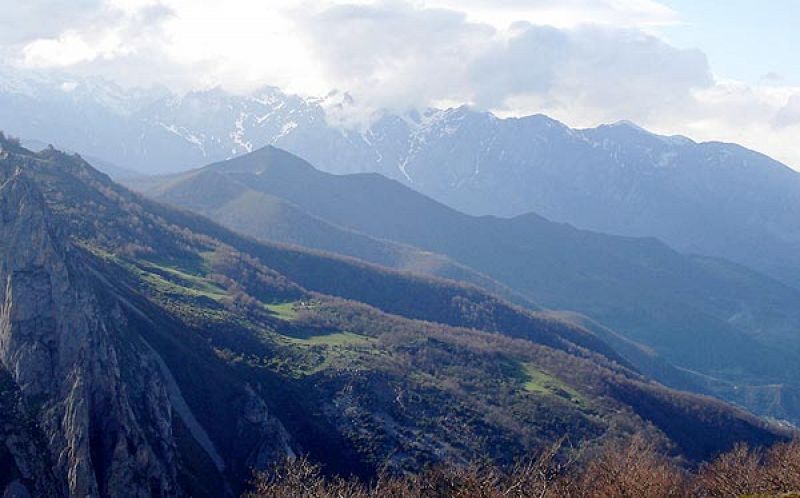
left=0, top=365, right=61, bottom=497
left=0, top=148, right=295, bottom=497
left=0, top=169, right=180, bottom=496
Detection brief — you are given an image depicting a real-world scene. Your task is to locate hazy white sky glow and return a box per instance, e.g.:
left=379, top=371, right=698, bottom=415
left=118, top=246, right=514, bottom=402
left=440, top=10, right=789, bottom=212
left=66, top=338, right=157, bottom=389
left=1, top=0, right=798, bottom=169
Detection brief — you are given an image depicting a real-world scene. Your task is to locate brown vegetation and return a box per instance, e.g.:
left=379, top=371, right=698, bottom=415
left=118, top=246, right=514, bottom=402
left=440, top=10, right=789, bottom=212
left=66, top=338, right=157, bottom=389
left=246, top=436, right=800, bottom=498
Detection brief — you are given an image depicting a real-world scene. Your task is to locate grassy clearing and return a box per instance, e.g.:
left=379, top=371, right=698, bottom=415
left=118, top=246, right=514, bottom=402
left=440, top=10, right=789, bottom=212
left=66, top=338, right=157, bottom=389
left=521, top=363, right=585, bottom=405
left=78, top=241, right=117, bottom=261
left=264, top=302, right=300, bottom=321
left=288, top=331, right=373, bottom=347
left=129, top=259, right=227, bottom=301
left=264, top=301, right=321, bottom=321
left=261, top=331, right=375, bottom=378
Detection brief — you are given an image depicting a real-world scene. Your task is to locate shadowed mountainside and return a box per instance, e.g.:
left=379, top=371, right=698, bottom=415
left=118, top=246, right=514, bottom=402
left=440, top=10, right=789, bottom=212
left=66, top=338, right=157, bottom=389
left=0, top=137, right=790, bottom=496
left=131, top=145, right=800, bottom=425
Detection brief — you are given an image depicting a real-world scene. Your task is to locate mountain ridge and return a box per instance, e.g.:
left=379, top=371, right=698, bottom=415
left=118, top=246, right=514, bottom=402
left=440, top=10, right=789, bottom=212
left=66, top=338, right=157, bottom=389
left=131, top=145, right=800, bottom=427
left=0, top=139, right=791, bottom=496
left=4, top=77, right=800, bottom=286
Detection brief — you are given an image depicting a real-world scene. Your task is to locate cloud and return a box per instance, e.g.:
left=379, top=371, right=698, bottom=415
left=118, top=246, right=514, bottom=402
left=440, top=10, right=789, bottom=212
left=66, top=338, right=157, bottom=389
left=7, top=0, right=685, bottom=99
left=0, top=0, right=106, bottom=43
left=471, top=23, right=712, bottom=122
left=15, top=1, right=172, bottom=68
left=776, top=94, right=800, bottom=128
left=643, top=83, right=800, bottom=169
left=1, top=0, right=798, bottom=169
left=23, top=31, right=128, bottom=68
left=298, top=2, right=711, bottom=125
left=426, top=0, right=677, bottom=28
left=299, top=1, right=496, bottom=120
left=761, top=72, right=784, bottom=83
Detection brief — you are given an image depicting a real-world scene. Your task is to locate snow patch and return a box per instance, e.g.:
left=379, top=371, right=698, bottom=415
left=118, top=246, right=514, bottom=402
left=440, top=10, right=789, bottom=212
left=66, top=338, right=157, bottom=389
left=275, top=121, right=298, bottom=140
left=158, top=122, right=208, bottom=156
left=230, top=112, right=254, bottom=153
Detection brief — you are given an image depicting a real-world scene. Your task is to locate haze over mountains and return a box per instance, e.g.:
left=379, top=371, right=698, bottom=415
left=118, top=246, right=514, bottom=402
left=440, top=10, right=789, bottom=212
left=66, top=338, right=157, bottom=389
left=3, top=69, right=800, bottom=496
left=3, top=0, right=800, bottom=493
left=3, top=74, right=800, bottom=289
left=4, top=136, right=789, bottom=496
left=129, top=146, right=800, bottom=427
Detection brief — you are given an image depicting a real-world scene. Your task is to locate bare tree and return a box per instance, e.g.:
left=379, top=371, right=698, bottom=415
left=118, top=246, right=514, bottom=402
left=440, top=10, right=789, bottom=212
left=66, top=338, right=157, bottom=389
left=568, top=434, right=686, bottom=498
left=245, top=436, right=800, bottom=498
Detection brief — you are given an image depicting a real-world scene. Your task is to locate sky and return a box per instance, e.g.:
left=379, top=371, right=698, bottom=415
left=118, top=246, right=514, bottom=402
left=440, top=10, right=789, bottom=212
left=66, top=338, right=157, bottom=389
left=660, top=0, right=800, bottom=86
left=1, top=0, right=798, bottom=169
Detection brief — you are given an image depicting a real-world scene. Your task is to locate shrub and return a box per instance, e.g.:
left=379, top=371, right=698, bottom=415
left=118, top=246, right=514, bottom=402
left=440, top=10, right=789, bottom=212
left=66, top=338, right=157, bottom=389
left=246, top=435, right=800, bottom=498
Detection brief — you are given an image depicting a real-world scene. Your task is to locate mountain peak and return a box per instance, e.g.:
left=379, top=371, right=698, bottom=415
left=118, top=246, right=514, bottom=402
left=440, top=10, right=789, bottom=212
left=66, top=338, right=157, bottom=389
left=609, top=119, right=648, bottom=131
left=515, top=113, right=571, bottom=131
left=206, top=144, right=316, bottom=177
left=592, top=119, right=656, bottom=138
left=584, top=119, right=695, bottom=148
left=0, top=132, right=28, bottom=156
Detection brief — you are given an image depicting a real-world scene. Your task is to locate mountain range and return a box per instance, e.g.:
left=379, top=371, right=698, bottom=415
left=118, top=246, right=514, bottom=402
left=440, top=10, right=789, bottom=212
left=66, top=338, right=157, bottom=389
left=3, top=74, right=800, bottom=290
left=3, top=63, right=800, bottom=498
left=126, top=146, right=800, bottom=427
left=5, top=136, right=789, bottom=496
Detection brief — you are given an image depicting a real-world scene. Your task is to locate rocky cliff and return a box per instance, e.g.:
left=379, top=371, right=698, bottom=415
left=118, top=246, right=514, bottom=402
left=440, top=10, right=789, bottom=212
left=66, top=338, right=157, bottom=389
left=0, top=149, right=292, bottom=497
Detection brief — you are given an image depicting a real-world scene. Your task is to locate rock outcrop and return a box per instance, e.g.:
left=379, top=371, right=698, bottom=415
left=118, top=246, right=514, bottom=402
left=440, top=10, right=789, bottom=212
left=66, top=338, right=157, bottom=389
left=0, top=167, right=179, bottom=496
left=0, top=154, right=293, bottom=496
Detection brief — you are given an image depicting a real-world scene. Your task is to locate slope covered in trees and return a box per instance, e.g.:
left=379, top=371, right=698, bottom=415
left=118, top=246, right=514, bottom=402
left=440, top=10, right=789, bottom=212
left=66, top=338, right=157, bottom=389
left=132, top=145, right=800, bottom=425
left=0, top=139, right=789, bottom=496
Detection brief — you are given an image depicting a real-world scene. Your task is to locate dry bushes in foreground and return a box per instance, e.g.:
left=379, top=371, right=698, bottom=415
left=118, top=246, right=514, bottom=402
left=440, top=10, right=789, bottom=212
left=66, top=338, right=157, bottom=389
left=245, top=436, right=800, bottom=498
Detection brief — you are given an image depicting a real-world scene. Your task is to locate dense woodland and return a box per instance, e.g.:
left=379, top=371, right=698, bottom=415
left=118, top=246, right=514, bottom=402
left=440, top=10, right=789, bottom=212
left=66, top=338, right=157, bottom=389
left=247, top=436, right=800, bottom=498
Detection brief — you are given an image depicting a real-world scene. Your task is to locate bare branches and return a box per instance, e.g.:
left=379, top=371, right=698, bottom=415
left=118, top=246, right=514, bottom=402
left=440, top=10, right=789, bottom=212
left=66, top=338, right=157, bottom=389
left=575, top=434, right=687, bottom=498
left=246, top=436, right=800, bottom=497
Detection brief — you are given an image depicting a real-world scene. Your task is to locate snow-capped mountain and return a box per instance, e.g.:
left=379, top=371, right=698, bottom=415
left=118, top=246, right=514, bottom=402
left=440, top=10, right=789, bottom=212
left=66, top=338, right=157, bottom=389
left=2, top=73, right=800, bottom=287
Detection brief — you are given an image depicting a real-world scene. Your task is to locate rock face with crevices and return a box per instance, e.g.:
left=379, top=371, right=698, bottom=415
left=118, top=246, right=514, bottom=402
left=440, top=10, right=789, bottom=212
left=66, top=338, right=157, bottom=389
left=0, top=143, right=294, bottom=497
left=0, top=166, right=178, bottom=496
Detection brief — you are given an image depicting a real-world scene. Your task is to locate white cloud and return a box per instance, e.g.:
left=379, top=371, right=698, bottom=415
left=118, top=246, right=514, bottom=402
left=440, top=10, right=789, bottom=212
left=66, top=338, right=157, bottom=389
left=15, top=1, right=172, bottom=68
left=295, top=2, right=711, bottom=127
left=2, top=0, right=799, bottom=169
left=472, top=24, right=712, bottom=119
left=776, top=93, right=800, bottom=128
left=426, top=0, right=677, bottom=29
left=153, top=0, right=324, bottom=94
left=298, top=1, right=496, bottom=121
left=7, top=0, right=686, bottom=97
left=0, top=0, right=106, bottom=43
left=662, top=83, right=800, bottom=169
left=23, top=31, right=127, bottom=67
